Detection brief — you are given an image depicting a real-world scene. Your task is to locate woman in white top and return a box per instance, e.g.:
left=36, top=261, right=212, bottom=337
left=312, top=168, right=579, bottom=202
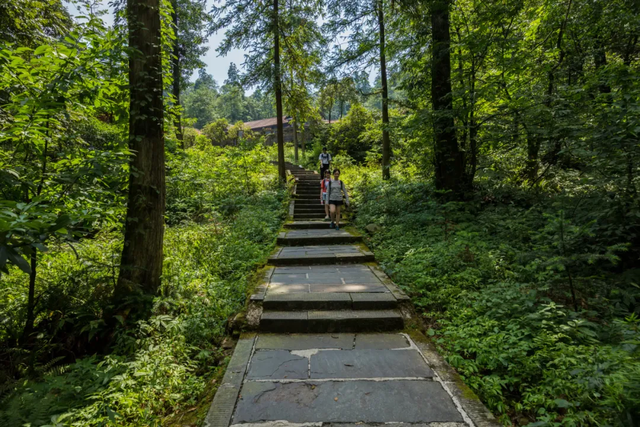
left=327, top=169, right=350, bottom=230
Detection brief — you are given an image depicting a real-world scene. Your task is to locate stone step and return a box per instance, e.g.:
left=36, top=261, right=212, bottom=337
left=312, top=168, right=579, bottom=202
left=285, top=221, right=350, bottom=229
left=295, top=200, right=324, bottom=206
left=263, top=292, right=398, bottom=310
left=259, top=309, right=404, bottom=333
left=277, top=229, right=362, bottom=245
left=269, top=245, right=374, bottom=266
left=294, top=213, right=326, bottom=219
left=295, top=207, right=326, bottom=213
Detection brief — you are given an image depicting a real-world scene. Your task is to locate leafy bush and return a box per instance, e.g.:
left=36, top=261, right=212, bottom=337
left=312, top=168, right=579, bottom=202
left=346, top=169, right=640, bottom=426
left=0, top=147, right=287, bottom=426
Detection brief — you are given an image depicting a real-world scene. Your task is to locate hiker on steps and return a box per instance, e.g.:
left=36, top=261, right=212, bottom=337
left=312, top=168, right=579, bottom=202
left=320, top=169, right=331, bottom=221
left=319, top=147, right=332, bottom=177
left=328, top=168, right=349, bottom=231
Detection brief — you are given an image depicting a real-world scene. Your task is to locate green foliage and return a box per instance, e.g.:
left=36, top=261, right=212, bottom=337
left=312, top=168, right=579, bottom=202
left=0, top=0, right=72, bottom=47
left=0, top=146, right=287, bottom=426
left=202, top=118, right=230, bottom=145
left=0, top=16, right=129, bottom=274
left=166, top=144, right=278, bottom=224
left=344, top=167, right=640, bottom=425
left=329, top=103, right=375, bottom=162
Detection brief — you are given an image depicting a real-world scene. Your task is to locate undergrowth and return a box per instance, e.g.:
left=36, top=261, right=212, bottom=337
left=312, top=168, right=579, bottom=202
left=334, top=160, right=640, bottom=426
left=0, top=145, right=288, bottom=426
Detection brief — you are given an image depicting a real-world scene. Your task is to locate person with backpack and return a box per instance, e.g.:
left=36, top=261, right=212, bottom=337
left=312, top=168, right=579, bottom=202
left=318, top=147, right=332, bottom=178
left=327, top=168, right=349, bottom=230
left=320, top=169, right=331, bottom=221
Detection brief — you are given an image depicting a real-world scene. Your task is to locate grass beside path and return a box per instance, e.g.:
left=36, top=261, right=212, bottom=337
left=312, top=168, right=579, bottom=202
left=0, top=146, right=289, bottom=427
left=336, top=163, right=640, bottom=426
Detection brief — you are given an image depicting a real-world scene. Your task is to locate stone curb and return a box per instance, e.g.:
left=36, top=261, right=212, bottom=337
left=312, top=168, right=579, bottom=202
left=367, top=265, right=411, bottom=302
left=249, top=267, right=274, bottom=302
left=410, top=333, right=501, bottom=427
left=203, top=334, right=256, bottom=427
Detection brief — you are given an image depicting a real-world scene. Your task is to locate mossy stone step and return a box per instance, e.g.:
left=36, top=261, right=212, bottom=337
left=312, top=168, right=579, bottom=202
left=284, top=221, right=350, bottom=229
left=277, top=229, right=361, bottom=245
left=259, top=309, right=404, bottom=333
left=263, top=292, right=398, bottom=310
left=269, top=245, right=374, bottom=265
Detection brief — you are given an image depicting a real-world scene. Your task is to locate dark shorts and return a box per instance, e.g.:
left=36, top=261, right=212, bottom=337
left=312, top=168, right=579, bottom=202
left=329, top=200, right=343, bottom=206
left=321, top=165, right=330, bottom=176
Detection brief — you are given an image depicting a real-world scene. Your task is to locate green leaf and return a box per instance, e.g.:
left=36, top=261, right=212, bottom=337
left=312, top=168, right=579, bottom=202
left=7, top=250, right=31, bottom=274
left=554, top=399, right=572, bottom=408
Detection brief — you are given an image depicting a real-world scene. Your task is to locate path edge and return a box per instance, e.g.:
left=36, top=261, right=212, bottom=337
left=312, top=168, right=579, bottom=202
left=203, top=333, right=256, bottom=427
left=408, top=330, right=502, bottom=427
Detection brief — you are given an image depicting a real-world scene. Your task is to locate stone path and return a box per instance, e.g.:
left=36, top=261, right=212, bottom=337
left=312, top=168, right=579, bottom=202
left=204, top=164, right=499, bottom=427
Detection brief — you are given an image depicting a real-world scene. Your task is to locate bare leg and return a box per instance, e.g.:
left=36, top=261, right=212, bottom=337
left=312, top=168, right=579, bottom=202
left=335, top=205, right=341, bottom=227
left=324, top=201, right=330, bottom=217
left=329, top=204, right=336, bottom=223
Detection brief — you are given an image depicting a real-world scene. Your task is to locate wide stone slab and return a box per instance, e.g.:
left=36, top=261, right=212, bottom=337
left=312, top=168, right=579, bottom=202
left=259, top=310, right=404, bottom=333
left=309, top=284, right=389, bottom=293
left=256, top=334, right=355, bottom=350
left=269, top=246, right=375, bottom=265
left=281, top=230, right=355, bottom=238
left=351, top=293, right=397, bottom=309
left=310, top=349, right=433, bottom=379
left=264, top=292, right=353, bottom=310
left=355, top=333, right=411, bottom=349
left=233, top=380, right=463, bottom=423
left=267, top=265, right=388, bottom=294
left=247, top=350, right=308, bottom=380
left=277, top=246, right=363, bottom=258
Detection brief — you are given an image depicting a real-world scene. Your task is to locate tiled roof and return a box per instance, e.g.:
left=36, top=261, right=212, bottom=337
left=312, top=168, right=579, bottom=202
left=243, top=116, right=290, bottom=130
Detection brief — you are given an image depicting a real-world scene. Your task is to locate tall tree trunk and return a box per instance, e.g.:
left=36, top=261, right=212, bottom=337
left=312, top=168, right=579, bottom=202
left=594, top=35, right=611, bottom=94
left=378, top=0, right=391, bottom=180
left=431, top=0, right=463, bottom=194
left=545, top=0, right=572, bottom=165
left=301, top=124, right=306, bottom=153
left=274, top=0, right=286, bottom=182
left=117, top=0, right=166, bottom=298
left=21, top=253, right=37, bottom=343
left=172, top=0, right=183, bottom=146
left=526, top=131, right=541, bottom=182
left=293, top=118, right=299, bottom=162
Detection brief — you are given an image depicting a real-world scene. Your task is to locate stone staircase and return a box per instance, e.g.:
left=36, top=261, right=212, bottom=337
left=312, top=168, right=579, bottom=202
left=204, top=163, right=502, bottom=427
left=250, top=163, right=409, bottom=333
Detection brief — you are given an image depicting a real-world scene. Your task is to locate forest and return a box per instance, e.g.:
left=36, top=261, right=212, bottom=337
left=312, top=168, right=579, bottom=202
left=0, top=0, right=639, bottom=425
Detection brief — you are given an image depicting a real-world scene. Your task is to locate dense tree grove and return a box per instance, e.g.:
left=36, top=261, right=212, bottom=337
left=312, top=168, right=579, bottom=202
left=1, top=0, right=640, bottom=425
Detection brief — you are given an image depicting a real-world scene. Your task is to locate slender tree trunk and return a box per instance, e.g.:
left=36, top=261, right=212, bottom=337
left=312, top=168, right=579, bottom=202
left=293, top=118, right=299, bottom=163
left=546, top=0, right=572, bottom=165
left=117, top=0, right=166, bottom=298
left=301, top=125, right=306, bottom=153
left=22, top=253, right=37, bottom=343
left=274, top=0, right=286, bottom=182
left=22, top=120, right=50, bottom=343
left=526, top=131, right=541, bottom=182
left=594, top=35, right=611, bottom=94
left=431, top=0, right=463, bottom=194
left=378, top=0, right=391, bottom=180
left=172, top=0, right=183, bottom=146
